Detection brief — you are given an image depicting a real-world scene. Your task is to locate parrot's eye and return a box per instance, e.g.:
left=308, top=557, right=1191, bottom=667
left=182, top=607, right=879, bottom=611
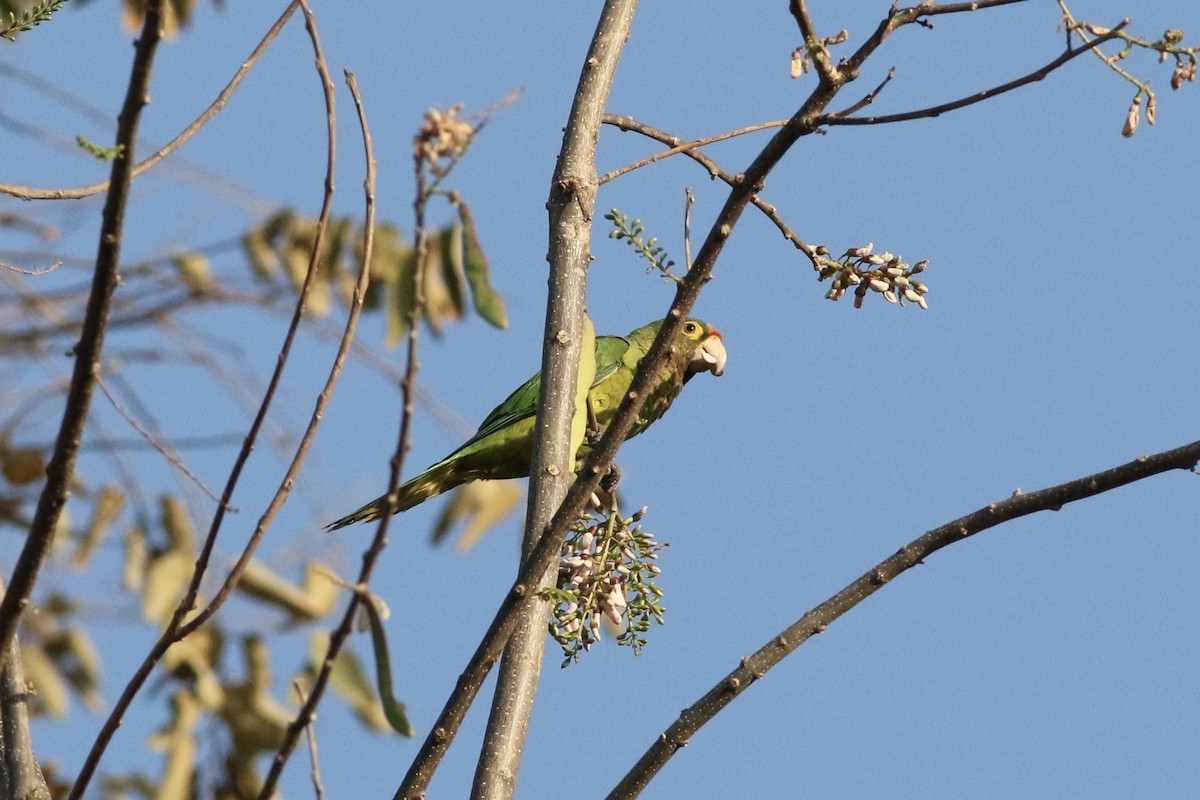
left=683, top=321, right=699, bottom=336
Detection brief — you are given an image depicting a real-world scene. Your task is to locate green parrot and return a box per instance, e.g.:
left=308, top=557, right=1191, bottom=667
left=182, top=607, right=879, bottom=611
left=326, top=317, right=726, bottom=530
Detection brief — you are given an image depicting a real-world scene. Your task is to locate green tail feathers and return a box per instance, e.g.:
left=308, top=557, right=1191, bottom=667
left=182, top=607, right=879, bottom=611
left=325, top=461, right=463, bottom=531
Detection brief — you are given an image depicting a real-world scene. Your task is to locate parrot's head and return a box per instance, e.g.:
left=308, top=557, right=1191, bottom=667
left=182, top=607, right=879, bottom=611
left=680, top=319, right=726, bottom=378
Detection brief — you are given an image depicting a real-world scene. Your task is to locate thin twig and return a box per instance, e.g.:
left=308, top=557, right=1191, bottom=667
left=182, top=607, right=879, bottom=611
left=257, top=64, right=379, bottom=800
left=606, top=439, right=1200, bottom=798
left=292, top=680, right=326, bottom=800
left=95, top=373, right=231, bottom=507
left=0, top=1, right=302, bottom=201
left=603, top=114, right=818, bottom=263
left=831, top=66, right=895, bottom=117
left=822, top=22, right=1128, bottom=125
left=0, top=0, right=166, bottom=677
left=597, top=119, right=787, bottom=185
left=0, top=258, right=63, bottom=276
left=66, top=3, right=335, bottom=796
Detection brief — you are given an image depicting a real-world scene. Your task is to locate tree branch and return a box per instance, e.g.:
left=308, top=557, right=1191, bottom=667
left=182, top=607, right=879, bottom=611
left=468, top=3, right=637, bottom=800
left=822, top=22, right=1128, bottom=126
left=67, top=3, right=340, bottom=796
left=0, top=1, right=302, bottom=201
left=602, top=114, right=818, bottom=262
left=0, top=0, right=165, bottom=672
left=0, top=579, right=51, bottom=800
left=257, top=64, right=380, bottom=800
left=606, top=439, right=1200, bottom=798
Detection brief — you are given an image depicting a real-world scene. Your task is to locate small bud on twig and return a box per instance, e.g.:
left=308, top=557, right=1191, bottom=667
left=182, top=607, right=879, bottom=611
left=1122, top=98, right=1140, bottom=137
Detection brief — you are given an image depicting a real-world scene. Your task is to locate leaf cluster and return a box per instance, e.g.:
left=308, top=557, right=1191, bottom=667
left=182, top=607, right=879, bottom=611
left=239, top=204, right=506, bottom=343
left=5, top=486, right=400, bottom=799
left=605, top=208, right=681, bottom=283
left=0, top=0, right=66, bottom=41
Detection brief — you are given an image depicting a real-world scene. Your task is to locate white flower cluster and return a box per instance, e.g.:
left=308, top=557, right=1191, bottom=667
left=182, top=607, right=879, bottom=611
left=816, top=243, right=930, bottom=310
left=544, top=507, right=666, bottom=666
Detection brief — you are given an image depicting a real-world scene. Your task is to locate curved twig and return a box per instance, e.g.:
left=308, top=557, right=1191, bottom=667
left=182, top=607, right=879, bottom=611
left=602, top=114, right=818, bottom=263
left=597, top=119, right=787, bottom=185
left=256, top=64, right=378, bottom=800
left=0, top=1, right=302, bottom=201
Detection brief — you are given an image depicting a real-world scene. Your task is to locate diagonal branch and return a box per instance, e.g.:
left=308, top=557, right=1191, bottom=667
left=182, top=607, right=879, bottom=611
left=67, top=3, right=339, bottom=796
left=822, top=22, right=1129, bottom=126
left=396, top=18, right=848, bottom=800
left=607, top=439, right=1200, bottom=798
left=0, top=0, right=165, bottom=670
left=602, top=114, right=817, bottom=262
left=256, top=65, right=378, bottom=800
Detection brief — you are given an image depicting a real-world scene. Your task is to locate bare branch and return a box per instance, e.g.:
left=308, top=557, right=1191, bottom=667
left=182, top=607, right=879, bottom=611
left=0, top=0, right=166, bottom=678
left=603, top=114, right=818, bottom=262
left=597, top=119, right=787, bottom=185
left=470, top=2, right=639, bottom=797
left=257, top=63, right=379, bottom=800
left=606, top=439, right=1200, bottom=798
left=0, top=1, right=302, bottom=201
left=0, top=580, right=51, bottom=800
left=0, top=258, right=63, bottom=276
left=95, top=373, right=231, bottom=508
left=68, top=2, right=339, bottom=795
left=822, top=22, right=1129, bottom=126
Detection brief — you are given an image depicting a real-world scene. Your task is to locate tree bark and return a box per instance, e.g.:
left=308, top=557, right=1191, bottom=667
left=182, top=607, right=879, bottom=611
left=470, top=2, right=640, bottom=798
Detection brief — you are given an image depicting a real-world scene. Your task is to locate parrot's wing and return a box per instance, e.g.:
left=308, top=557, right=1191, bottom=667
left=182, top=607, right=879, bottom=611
left=593, top=335, right=630, bottom=385
left=467, top=325, right=610, bottom=450
left=469, top=371, right=541, bottom=446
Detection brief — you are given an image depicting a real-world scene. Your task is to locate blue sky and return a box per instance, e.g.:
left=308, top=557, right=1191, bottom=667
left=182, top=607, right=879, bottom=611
left=3, top=1, right=1198, bottom=798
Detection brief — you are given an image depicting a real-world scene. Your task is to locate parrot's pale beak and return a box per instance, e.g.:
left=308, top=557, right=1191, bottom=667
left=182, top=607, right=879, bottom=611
left=690, top=333, right=727, bottom=377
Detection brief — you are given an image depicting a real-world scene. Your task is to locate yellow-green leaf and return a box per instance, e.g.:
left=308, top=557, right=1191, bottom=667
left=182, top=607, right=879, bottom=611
left=74, top=484, right=124, bottom=570
left=123, top=525, right=147, bottom=592
left=309, top=632, right=392, bottom=732
left=160, top=495, right=195, bottom=555
left=147, top=692, right=200, bottom=800
left=19, top=643, right=69, bottom=718
left=431, top=479, right=523, bottom=551
left=171, top=252, right=213, bottom=293
left=242, top=227, right=278, bottom=281
left=235, top=560, right=337, bottom=622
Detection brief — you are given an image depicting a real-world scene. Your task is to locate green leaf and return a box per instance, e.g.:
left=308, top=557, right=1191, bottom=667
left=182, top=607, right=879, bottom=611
left=438, top=221, right=466, bottom=317
left=308, top=632, right=395, bottom=733
left=171, top=252, right=213, bottom=293
left=359, top=594, right=414, bottom=736
left=457, top=202, right=508, bottom=329
left=385, top=248, right=418, bottom=348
